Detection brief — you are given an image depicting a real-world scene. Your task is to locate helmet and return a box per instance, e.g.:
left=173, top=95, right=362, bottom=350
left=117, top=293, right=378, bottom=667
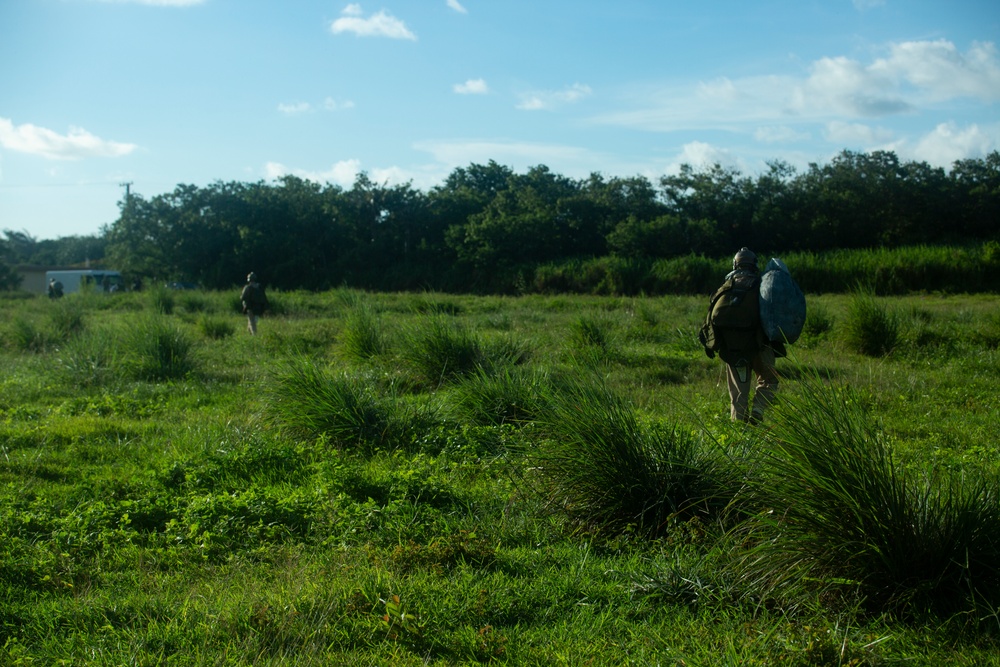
left=247, top=272, right=257, bottom=283
left=733, top=247, right=757, bottom=271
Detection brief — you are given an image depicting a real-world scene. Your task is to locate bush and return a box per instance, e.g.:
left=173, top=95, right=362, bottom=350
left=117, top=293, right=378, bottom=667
left=843, top=287, right=899, bottom=356
left=341, top=301, right=388, bottom=361
left=121, top=314, right=195, bottom=380
left=399, top=317, right=486, bottom=386
left=266, top=358, right=429, bottom=452
left=524, top=376, right=740, bottom=537
left=55, top=330, right=120, bottom=386
left=197, top=315, right=235, bottom=340
left=741, top=379, right=1000, bottom=616
left=450, top=366, right=550, bottom=427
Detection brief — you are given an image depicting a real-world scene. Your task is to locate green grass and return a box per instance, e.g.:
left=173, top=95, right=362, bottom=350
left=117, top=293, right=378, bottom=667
left=0, top=288, right=998, bottom=665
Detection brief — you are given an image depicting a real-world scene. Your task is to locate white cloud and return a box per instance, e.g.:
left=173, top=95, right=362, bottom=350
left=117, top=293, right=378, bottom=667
left=454, top=79, right=488, bottom=95
left=595, top=39, right=1000, bottom=136
left=823, top=120, right=895, bottom=145
left=516, top=83, right=592, bottom=111
left=415, top=139, right=597, bottom=168
left=278, top=102, right=312, bottom=115
left=265, top=159, right=363, bottom=187
left=874, top=40, right=1000, bottom=102
left=0, top=118, right=137, bottom=160
left=446, top=0, right=467, bottom=14
left=323, top=97, right=356, bottom=111
left=910, top=122, right=997, bottom=167
left=669, top=141, right=742, bottom=171
left=795, top=55, right=911, bottom=117
left=331, top=4, right=416, bottom=40
left=754, top=125, right=811, bottom=143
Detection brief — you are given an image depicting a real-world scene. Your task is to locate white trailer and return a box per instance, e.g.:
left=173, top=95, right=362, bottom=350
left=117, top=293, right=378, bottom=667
left=45, top=269, right=124, bottom=294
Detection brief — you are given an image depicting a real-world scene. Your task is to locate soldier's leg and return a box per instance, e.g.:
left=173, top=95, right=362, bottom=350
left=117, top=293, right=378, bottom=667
left=750, top=345, right=779, bottom=422
left=726, top=358, right=752, bottom=421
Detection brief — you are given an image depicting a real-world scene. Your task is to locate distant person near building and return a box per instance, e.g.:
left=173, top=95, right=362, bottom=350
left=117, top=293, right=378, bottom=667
left=240, top=272, right=269, bottom=335
left=48, top=278, right=64, bottom=299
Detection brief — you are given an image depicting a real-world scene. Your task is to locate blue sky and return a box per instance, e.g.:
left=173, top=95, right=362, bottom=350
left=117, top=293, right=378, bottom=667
left=1, top=0, right=998, bottom=241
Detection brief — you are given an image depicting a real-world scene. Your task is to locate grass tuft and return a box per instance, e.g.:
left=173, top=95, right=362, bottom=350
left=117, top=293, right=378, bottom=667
left=742, top=377, right=1000, bottom=616
left=843, top=287, right=899, bottom=356
left=120, top=313, right=196, bottom=380
left=525, top=375, right=739, bottom=537
left=266, top=357, right=429, bottom=452
left=340, top=300, right=388, bottom=361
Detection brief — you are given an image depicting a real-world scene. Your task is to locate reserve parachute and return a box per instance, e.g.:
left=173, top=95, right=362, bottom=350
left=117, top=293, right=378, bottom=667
left=758, top=258, right=806, bottom=344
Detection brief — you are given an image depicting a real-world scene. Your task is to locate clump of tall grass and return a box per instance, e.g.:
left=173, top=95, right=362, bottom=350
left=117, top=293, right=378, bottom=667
left=6, top=317, right=53, bottom=352
left=341, top=301, right=388, bottom=361
left=399, top=317, right=496, bottom=386
left=149, top=286, right=175, bottom=315
left=197, top=315, right=235, bottom=340
left=801, top=301, right=833, bottom=339
left=55, top=329, right=120, bottom=386
left=524, top=376, right=740, bottom=538
left=266, top=358, right=427, bottom=452
left=48, top=300, right=86, bottom=340
left=843, top=287, right=899, bottom=356
left=120, top=314, right=195, bottom=380
left=450, top=366, right=550, bottom=426
left=568, top=315, right=615, bottom=352
left=740, top=378, right=1000, bottom=616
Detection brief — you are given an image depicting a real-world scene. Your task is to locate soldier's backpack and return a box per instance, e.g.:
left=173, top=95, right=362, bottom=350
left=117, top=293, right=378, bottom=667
left=758, top=258, right=806, bottom=344
left=698, top=271, right=761, bottom=359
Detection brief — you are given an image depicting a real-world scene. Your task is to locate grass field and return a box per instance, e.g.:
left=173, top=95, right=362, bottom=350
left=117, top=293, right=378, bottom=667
left=1, top=285, right=998, bottom=665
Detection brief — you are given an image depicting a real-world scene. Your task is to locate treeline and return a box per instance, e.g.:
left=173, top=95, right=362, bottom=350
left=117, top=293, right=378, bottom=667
left=4, top=149, right=999, bottom=294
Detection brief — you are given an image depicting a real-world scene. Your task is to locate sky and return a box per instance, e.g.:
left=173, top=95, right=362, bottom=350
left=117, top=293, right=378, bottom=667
left=1, top=0, right=998, bottom=241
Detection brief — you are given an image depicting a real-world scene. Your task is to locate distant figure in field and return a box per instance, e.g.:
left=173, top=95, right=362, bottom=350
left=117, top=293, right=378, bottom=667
left=48, top=279, right=64, bottom=299
left=240, top=272, right=269, bottom=335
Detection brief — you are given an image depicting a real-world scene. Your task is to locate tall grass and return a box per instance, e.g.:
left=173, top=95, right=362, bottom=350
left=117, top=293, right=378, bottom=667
left=741, top=378, right=1000, bottom=616
left=120, top=313, right=195, bottom=380
left=843, top=287, right=900, bottom=356
left=450, top=366, right=551, bottom=426
left=55, top=329, right=120, bottom=386
left=266, top=357, right=429, bottom=452
left=340, top=301, right=388, bottom=361
left=524, top=376, right=740, bottom=537
left=398, top=317, right=528, bottom=386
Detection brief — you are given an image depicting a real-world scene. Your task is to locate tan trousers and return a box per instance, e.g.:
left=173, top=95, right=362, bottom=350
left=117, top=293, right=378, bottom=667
left=726, top=345, right=778, bottom=423
left=246, top=312, right=259, bottom=335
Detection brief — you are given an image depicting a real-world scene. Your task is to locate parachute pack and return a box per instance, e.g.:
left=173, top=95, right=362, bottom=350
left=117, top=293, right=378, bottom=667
left=698, top=271, right=760, bottom=358
left=758, top=257, right=806, bottom=344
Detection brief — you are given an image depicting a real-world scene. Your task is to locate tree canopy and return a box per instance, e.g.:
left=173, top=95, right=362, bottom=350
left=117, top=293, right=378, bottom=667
left=9, top=149, right=998, bottom=293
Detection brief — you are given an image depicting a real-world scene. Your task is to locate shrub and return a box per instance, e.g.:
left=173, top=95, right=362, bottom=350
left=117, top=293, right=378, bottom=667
left=6, top=317, right=51, bottom=353
left=843, top=287, right=899, bottom=356
left=197, top=315, right=235, bottom=340
left=121, top=314, right=195, bottom=380
left=741, top=379, right=1000, bottom=616
left=399, top=317, right=486, bottom=386
left=266, top=358, right=428, bottom=452
left=55, top=330, right=120, bottom=386
left=801, top=301, right=833, bottom=339
left=149, top=286, right=175, bottom=315
left=524, top=376, right=740, bottom=537
left=341, top=301, right=388, bottom=361
left=568, top=315, right=615, bottom=352
left=450, top=366, right=550, bottom=427
left=48, top=300, right=86, bottom=340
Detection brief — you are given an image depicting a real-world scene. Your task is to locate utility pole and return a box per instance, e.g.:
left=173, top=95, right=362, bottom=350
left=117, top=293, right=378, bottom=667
left=119, top=181, right=133, bottom=203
